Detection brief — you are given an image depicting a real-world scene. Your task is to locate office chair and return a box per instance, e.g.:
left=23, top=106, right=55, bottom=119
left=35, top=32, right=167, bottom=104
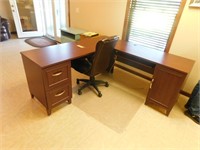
left=72, top=35, right=119, bottom=97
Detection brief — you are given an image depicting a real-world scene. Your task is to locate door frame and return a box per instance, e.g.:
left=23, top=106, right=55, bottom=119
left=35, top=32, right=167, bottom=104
left=9, top=0, right=44, bottom=38
left=42, top=0, right=69, bottom=42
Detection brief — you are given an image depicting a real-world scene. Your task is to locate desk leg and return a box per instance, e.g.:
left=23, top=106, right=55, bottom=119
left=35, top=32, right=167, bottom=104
left=47, top=108, right=51, bottom=116
left=31, top=93, right=34, bottom=98
left=68, top=99, right=71, bottom=104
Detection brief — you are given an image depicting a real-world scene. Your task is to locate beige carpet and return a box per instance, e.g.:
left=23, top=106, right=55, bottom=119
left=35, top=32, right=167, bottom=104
left=72, top=68, right=148, bottom=133
left=1, top=38, right=200, bottom=149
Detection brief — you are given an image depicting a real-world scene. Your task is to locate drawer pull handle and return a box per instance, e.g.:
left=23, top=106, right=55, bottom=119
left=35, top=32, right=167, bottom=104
left=52, top=71, right=62, bottom=77
left=55, top=90, right=65, bottom=97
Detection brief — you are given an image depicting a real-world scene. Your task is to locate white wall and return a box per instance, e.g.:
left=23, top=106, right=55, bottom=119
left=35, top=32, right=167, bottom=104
left=0, top=0, right=15, bottom=31
left=70, top=0, right=127, bottom=37
left=169, top=0, right=200, bottom=92
left=70, top=0, right=200, bottom=93
left=1, top=0, right=199, bottom=93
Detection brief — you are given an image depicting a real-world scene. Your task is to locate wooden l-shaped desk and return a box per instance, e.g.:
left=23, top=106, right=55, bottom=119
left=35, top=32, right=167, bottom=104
left=21, top=36, right=195, bottom=115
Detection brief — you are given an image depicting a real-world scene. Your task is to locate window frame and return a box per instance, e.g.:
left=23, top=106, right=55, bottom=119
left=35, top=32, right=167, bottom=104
left=122, top=0, right=187, bottom=53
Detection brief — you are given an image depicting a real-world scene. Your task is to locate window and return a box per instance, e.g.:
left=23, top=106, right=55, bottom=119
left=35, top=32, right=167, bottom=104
left=123, top=0, right=187, bottom=52
left=43, top=0, right=68, bottom=41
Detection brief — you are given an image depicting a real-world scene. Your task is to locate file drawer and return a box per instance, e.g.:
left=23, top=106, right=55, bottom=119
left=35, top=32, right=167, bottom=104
left=47, top=84, right=71, bottom=107
left=45, top=63, right=71, bottom=88
left=21, top=54, right=72, bottom=115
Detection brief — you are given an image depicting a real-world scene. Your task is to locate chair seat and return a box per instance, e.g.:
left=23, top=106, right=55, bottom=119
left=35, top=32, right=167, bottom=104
left=71, top=56, right=92, bottom=74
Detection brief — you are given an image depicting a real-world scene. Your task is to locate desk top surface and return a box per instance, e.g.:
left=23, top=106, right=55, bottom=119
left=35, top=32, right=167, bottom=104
left=115, top=40, right=195, bottom=74
left=21, top=36, right=106, bottom=68
left=21, top=36, right=194, bottom=73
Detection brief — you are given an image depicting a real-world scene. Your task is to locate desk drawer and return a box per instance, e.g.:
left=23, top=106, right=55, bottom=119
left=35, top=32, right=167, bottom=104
left=47, top=84, right=71, bottom=107
left=45, top=62, right=71, bottom=88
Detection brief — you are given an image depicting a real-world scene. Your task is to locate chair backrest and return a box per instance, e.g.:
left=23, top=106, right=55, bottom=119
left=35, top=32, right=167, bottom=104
left=90, top=35, right=119, bottom=76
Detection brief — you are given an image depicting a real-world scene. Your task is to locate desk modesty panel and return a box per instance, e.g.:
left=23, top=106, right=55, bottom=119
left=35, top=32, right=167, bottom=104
left=21, top=36, right=195, bottom=115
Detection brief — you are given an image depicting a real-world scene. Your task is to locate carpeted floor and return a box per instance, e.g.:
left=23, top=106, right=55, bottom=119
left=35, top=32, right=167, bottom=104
left=1, top=38, right=199, bottom=150
left=72, top=70, right=145, bottom=133
left=25, top=36, right=57, bottom=47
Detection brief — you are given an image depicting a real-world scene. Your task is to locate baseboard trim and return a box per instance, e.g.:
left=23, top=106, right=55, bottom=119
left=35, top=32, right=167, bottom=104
left=180, top=90, right=191, bottom=97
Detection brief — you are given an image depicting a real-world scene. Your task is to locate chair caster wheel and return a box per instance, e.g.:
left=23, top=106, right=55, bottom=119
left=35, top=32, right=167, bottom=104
left=105, top=82, right=109, bottom=87
left=98, top=93, right=102, bottom=97
left=77, top=79, right=80, bottom=84
left=78, top=90, right=82, bottom=95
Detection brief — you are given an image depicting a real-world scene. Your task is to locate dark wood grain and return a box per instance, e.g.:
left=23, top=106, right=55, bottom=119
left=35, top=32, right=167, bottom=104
left=21, top=36, right=106, bottom=68
left=115, top=40, right=195, bottom=74
left=21, top=36, right=195, bottom=116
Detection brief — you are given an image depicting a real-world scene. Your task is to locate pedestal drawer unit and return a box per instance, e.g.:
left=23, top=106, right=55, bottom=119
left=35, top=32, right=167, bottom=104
left=44, top=62, right=72, bottom=115
left=21, top=55, right=72, bottom=115
left=145, top=65, right=187, bottom=115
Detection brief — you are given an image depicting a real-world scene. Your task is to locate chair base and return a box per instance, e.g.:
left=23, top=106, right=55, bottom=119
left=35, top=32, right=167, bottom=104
left=76, top=77, right=109, bottom=97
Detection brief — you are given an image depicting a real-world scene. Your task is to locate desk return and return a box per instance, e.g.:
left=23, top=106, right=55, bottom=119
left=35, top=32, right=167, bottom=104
left=115, top=41, right=195, bottom=115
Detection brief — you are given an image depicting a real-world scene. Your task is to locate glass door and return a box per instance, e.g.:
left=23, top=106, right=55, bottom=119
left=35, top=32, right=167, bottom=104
left=43, top=0, right=68, bottom=42
left=9, top=0, right=44, bottom=38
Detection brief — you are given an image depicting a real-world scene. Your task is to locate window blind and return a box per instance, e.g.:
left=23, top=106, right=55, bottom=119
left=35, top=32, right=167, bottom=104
left=126, top=0, right=183, bottom=51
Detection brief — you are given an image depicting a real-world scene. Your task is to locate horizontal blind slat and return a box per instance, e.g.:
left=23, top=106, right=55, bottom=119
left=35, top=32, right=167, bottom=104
left=127, top=0, right=181, bottom=51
